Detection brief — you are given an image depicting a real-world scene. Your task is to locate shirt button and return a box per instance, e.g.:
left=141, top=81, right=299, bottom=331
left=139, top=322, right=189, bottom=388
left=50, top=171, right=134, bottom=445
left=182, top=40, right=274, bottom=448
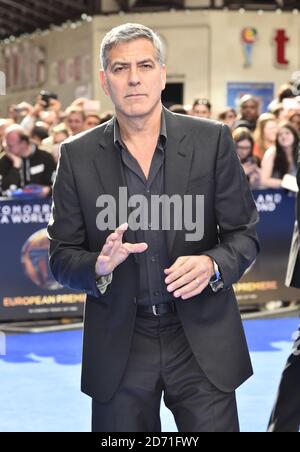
left=154, top=291, right=160, bottom=296
left=151, top=256, right=156, bottom=263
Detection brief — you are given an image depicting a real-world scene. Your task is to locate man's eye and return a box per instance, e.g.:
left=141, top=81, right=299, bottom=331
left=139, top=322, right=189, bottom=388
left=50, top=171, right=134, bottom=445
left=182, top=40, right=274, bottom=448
left=114, top=67, right=126, bottom=73
left=142, top=64, right=152, bottom=69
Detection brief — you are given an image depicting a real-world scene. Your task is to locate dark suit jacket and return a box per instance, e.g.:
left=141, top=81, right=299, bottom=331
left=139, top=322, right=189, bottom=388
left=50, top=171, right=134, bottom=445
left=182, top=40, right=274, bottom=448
left=286, top=158, right=300, bottom=288
left=48, top=108, right=260, bottom=403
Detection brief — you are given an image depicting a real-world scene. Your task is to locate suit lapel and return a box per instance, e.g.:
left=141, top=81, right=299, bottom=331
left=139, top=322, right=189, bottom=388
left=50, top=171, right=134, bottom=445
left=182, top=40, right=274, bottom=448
left=164, top=109, right=194, bottom=257
left=93, top=110, right=195, bottom=252
left=93, top=119, right=136, bottom=245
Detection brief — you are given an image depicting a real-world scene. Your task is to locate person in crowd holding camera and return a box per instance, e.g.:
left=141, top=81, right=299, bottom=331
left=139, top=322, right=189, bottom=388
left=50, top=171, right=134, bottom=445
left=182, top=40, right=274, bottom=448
left=0, top=124, right=56, bottom=197
left=232, top=127, right=261, bottom=189
left=20, top=91, right=62, bottom=135
left=261, top=122, right=299, bottom=189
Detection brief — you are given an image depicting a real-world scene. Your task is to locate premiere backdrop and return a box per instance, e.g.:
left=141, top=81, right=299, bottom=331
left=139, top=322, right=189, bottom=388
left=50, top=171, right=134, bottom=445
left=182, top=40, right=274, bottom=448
left=0, top=198, right=84, bottom=322
left=0, top=189, right=299, bottom=321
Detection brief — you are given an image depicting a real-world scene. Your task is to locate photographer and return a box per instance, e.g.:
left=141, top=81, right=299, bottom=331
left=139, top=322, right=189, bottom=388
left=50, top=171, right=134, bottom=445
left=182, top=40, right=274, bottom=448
left=0, top=124, right=56, bottom=197
left=20, top=91, right=62, bottom=135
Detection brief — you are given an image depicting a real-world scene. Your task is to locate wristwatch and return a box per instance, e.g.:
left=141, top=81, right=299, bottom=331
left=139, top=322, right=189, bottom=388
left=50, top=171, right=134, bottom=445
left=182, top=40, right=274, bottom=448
left=209, top=260, right=224, bottom=293
left=96, top=272, right=113, bottom=295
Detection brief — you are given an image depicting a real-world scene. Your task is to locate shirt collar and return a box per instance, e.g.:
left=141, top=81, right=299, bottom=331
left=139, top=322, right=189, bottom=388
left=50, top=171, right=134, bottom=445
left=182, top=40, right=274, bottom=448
left=114, top=109, right=167, bottom=151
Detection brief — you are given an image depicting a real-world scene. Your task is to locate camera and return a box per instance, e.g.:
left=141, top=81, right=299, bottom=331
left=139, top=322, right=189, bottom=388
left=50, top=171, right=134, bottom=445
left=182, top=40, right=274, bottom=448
left=39, top=90, right=58, bottom=109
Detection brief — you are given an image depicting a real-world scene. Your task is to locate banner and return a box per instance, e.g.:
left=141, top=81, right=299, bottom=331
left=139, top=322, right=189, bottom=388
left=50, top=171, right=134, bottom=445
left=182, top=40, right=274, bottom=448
left=235, top=189, right=300, bottom=306
left=0, top=190, right=299, bottom=321
left=0, top=198, right=84, bottom=322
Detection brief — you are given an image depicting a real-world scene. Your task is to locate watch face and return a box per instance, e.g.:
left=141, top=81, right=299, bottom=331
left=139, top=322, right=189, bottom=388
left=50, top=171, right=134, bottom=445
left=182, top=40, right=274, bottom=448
left=210, top=280, right=225, bottom=293
left=96, top=273, right=112, bottom=290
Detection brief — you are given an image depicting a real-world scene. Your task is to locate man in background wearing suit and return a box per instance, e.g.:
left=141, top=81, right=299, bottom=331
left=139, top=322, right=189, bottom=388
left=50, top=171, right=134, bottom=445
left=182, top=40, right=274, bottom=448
left=48, top=23, right=259, bottom=432
left=268, top=148, right=300, bottom=432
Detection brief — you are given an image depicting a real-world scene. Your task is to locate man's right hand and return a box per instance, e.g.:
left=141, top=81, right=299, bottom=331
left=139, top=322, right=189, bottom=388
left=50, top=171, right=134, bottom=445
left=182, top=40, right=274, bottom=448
left=95, top=223, right=148, bottom=277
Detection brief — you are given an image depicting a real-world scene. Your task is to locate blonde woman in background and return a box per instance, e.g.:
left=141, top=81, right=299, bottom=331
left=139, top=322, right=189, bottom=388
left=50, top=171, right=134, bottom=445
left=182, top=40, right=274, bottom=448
left=253, top=113, right=278, bottom=161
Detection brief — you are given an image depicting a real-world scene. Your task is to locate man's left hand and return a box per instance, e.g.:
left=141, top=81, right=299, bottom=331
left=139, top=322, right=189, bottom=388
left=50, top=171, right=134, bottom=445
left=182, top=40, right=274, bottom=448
left=164, top=255, right=215, bottom=300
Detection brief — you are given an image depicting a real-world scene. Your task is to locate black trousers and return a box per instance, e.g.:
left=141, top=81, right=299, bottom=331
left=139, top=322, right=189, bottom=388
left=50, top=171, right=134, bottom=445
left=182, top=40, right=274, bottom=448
left=92, top=309, right=239, bottom=432
left=268, top=326, right=300, bottom=432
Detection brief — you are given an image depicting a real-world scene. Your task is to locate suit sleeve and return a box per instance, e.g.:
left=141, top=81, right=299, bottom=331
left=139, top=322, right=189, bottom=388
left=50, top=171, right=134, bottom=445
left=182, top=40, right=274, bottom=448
left=42, top=152, right=57, bottom=187
left=47, top=144, right=102, bottom=299
left=204, top=124, right=260, bottom=288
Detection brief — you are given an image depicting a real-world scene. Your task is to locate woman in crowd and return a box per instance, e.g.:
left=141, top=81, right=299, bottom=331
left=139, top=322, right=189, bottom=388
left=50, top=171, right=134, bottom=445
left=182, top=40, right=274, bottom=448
left=261, top=122, right=299, bottom=189
left=218, top=107, right=237, bottom=130
left=253, top=113, right=278, bottom=161
left=190, top=98, right=212, bottom=119
left=232, top=127, right=261, bottom=189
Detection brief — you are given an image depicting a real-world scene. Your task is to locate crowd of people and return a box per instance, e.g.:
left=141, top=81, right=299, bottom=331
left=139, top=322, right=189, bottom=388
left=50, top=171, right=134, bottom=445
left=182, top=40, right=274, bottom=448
left=179, top=85, right=300, bottom=191
left=0, top=94, right=114, bottom=197
left=0, top=82, right=300, bottom=197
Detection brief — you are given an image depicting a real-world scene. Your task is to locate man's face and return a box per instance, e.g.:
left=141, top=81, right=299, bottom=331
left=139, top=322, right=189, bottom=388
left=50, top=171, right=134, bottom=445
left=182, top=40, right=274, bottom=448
left=5, top=132, right=27, bottom=156
left=84, top=116, right=100, bottom=130
left=192, top=105, right=211, bottom=119
left=100, top=38, right=166, bottom=119
left=241, top=100, right=259, bottom=122
left=67, top=113, right=85, bottom=135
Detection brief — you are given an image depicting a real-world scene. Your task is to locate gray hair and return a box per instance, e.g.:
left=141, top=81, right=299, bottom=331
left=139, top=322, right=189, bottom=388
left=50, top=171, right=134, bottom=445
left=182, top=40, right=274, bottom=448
left=100, top=23, right=165, bottom=71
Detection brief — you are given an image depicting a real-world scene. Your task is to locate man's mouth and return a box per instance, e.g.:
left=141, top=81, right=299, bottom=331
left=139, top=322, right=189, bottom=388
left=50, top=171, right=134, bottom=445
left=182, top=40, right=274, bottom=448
left=125, top=94, right=147, bottom=98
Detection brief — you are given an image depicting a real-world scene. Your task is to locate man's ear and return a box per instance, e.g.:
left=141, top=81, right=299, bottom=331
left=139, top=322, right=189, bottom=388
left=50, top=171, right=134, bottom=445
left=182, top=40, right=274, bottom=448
left=161, top=65, right=167, bottom=91
left=100, top=70, right=109, bottom=96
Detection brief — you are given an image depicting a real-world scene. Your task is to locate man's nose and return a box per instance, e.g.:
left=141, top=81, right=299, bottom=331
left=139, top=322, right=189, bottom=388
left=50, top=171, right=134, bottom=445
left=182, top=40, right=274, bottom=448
left=128, top=67, right=141, bottom=86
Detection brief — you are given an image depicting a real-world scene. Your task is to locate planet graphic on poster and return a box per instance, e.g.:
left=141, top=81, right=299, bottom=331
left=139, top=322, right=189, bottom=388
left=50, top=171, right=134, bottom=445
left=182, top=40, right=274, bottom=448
left=21, top=228, right=62, bottom=290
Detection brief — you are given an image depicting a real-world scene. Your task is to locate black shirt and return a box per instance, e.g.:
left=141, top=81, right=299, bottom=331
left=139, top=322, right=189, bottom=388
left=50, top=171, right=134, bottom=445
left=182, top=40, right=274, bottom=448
left=0, top=145, right=56, bottom=193
left=114, top=112, right=174, bottom=306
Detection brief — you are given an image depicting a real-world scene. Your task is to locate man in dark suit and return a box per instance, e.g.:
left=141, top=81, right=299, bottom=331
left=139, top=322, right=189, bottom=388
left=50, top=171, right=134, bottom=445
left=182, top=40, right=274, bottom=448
left=48, top=23, right=259, bottom=432
left=268, top=148, right=300, bottom=432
